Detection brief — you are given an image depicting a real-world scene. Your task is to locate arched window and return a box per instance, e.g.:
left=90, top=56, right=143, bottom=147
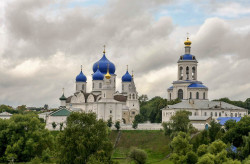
left=239, top=113, right=241, bottom=117
left=192, top=67, right=196, bottom=80
left=170, top=93, right=171, bottom=100
left=132, top=94, right=135, bottom=99
left=219, top=112, right=221, bottom=117
left=129, top=94, right=131, bottom=99
left=203, top=92, right=206, bottom=99
left=211, top=112, right=213, bottom=116
left=82, top=84, right=85, bottom=90
left=196, top=92, right=199, bottom=99
left=235, top=113, right=237, bottom=117
left=215, top=112, right=217, bottom=117
left=122, top=84, right=124, bottom=91
left=190, top=92, right=192, bottom=99
left=186, top=67, right=189, bottom=80
left=178, top=89, right=183, bottom=99
left=93, top=83, right=95, bottom=88
left=99, top=83, right=102, bottom=89
left=180, top=67, right=183, bottom=80
left=204, top=112, right=207, bottom=116
left=231, top=113, right=233, bottom=117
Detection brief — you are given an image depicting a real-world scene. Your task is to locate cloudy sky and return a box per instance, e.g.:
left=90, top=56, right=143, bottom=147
left=0, top=0, right=250, bottom=108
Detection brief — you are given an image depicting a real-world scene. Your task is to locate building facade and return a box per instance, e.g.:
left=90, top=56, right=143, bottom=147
left=61, top=48, right=140, bottom=124
left=167, top=37, right=208, bottom=100
left=162, top=37, right=248, bottom=129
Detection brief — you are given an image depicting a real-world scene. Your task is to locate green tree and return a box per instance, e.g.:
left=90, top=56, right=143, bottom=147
left=197, top=153, right=215, bottom=164
left=171, top=111, right=191, bottom=133
left=132, top=120, right=138, bottom=129
left=128, top=148, right=147, bottom=164
left=52, top=122, right=57, bottom=130
left=56, top=112, right=113, bottom=164
left=238, top=133, right=250, bottom=160
left=208, top=119, right=222, bottom=142
left=115, top=121, right=120, bottom=131
left=59, top=123, right=64, bottom=131
left=223, top=116, right=250, bottom=147
left=197, top=144, right=208, bottom=156
left=134, top=114, right=145, bottom=123
left=0, top=114, right=54, bottom=162
left=107, top=118, right=113, bottom=128
left=224, top=119, right=236, bottom=131
left=170, top=132, right=193, bottom=164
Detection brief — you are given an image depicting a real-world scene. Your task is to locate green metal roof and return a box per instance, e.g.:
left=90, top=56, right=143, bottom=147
left=59, top=94, right=67, bottom=100
left=50, top=108, right=71, bottom=116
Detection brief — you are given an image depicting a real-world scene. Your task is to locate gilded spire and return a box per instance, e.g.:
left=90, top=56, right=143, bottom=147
left=184, top=32, right=192, bottom=46
left=103, top=45, right=106, bottom=54
left=81, top=65, right=82, bottom=71
left=132, top=70, right=134, bottom=78
left=105, top=63, right=111, bottom=79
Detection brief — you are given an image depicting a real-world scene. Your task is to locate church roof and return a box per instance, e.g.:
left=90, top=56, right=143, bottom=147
left=165, top=100, right=246, bottom=110
left=114, top=95, right=127, bottom=102
left=122, top=71, right=132, bottom=82
left=76, top=70, right=87, bottom=82
left=50, top=107, right=71, bottom=116
left=188, top=83, right=207, bottom=88
left=217, top=117, right=242, bottom=125
left=92, top=54, right=116, bottom=74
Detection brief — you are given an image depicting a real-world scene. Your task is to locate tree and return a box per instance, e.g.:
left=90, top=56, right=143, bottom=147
left=162, top=111, right=192, bottom=137
left=170, top=111, right=191, bottom=133
left=238, top=133, right=250, bottom=160
left=107, top=118, right=113, bottom=128
left=56, top=112, right=113, bottom=164
left=208, top=119, right=222, bottom=142
left=197, top=144, right=208, bottom=156
left=223, top=116, right=250, bottom=147
left=115, top=121, right=120, bottom=131
left=0, top=114, right=54, bottom=162
left=132, top=120, right=138, bottom=129
left=128, top=148, right=147, bottom=164
left=224, top=119, right=236, bottom=131
left=138, top=95, right=148, bottom=105
left=134, top=114, right=145, bottom=123
left=170, top=132, right=193, bottom=164
left=52, top=122, right=57, bottom=130
left=59, top=123, right=63, bottom=131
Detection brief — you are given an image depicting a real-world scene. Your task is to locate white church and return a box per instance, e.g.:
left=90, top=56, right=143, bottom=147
left=46, top=47, right=140, bottom=130
left=162, top=37, right=248, bottom=129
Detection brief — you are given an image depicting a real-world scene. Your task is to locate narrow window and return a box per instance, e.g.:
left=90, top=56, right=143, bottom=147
left=196, top=92, right=199, bottom=99
left=99, top=83, right=102, bottom=89
left=203, top=92, right=206, bottom=99
left=178, top=89, right=183, bottom=99
left=190, top=92, right=192, bottom=99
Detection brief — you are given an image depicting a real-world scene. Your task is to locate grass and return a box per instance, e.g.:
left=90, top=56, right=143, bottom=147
left=110, top=130, right=173, bottom=164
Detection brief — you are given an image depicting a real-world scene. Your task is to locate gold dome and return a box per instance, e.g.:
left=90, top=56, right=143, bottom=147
left=184, top=37, right=192, bottom=46
left=105, top=64, right=111, bottom=79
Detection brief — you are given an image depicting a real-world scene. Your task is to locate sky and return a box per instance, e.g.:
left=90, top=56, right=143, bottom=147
left=0, top=0, right=250, bottom=108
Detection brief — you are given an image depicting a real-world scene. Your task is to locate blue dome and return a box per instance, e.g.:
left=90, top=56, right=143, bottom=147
left=188, top=83, right=207, bottom=88
left=168, top=86, right=173, bottom=90
left=92, top=68, right=104, bottom=80
left=93, top=54, right=115, bottom=74
left=122, top=71, right=132, bottom=82
left=76, top=71, right=87, bottom=82
left=180, top=54, right=196, bottom=60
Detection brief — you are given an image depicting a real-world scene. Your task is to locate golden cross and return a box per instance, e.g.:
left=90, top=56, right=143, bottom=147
left=103, top=45, right=106, bottom=53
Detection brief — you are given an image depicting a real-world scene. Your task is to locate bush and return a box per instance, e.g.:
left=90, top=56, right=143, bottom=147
left=115, top=121, right=120, bottom=131
left=128, top=148, right=147, bottom=164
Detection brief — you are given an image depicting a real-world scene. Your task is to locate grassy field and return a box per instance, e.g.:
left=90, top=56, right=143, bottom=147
left=110, top=130, right=173, bottom=164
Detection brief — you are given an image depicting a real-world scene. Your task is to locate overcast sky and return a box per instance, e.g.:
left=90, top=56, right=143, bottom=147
left=0, top=0, right=250, bottom=108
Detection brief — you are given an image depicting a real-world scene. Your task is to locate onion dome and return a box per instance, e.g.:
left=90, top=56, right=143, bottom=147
left=93, top=68, right=104, bottom=80
left=92, top=47, right=115, bottom=74
left=105, top=64, right=111, bottom=79
left=59, top=94, right=67, bottom=101
left=59, top=88, right=67, bottom=100
left=184, top=37, right=192, bottom=47
left=122, top=71, right=132, bottom=82
left=76, top=66, right=87, bottom=82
